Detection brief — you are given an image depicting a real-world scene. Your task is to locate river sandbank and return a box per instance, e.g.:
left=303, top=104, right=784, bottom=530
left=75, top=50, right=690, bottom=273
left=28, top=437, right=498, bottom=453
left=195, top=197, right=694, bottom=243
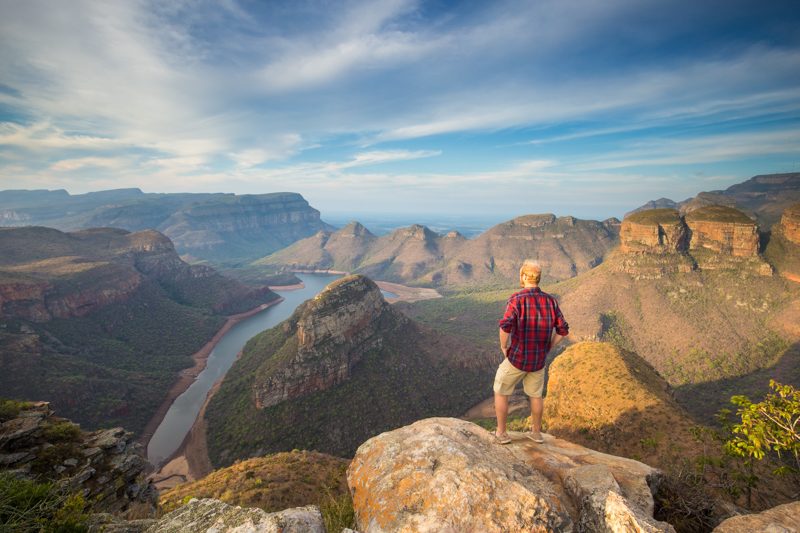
left=374, top=280, right=441, bottom=303
left=138, top=298, right=284, bottom=452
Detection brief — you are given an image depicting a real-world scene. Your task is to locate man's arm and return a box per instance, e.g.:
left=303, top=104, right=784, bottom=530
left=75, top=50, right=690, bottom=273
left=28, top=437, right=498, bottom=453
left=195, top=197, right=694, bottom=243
left=499, top=328, right=510, bottom=358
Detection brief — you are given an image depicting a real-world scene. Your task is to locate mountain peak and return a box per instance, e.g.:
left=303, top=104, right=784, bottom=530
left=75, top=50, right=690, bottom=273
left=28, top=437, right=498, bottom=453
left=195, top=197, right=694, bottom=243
left=337, top=221, right=375, bottom=238
left=253, top=275, right=390, bottom=409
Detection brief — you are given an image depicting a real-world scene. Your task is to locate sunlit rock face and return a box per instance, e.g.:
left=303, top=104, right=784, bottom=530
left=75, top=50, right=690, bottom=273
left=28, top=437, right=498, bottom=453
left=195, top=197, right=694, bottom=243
left=684, top=206, right=760, bottom=257
left=253, top=275, right=391, bottom=410
left=620, top=209, right=688, bottom=254
left=347, top=417, right=674, bottom=533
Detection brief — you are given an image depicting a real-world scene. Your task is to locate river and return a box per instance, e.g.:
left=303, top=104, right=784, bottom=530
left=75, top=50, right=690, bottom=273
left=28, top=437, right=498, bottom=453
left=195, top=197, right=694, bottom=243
left=146, top=273, right=343, bottom=466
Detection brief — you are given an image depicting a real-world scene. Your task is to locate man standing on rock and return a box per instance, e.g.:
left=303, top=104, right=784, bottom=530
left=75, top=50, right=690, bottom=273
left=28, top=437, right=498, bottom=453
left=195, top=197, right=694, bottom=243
left=495, top=260, right=569, bottom=444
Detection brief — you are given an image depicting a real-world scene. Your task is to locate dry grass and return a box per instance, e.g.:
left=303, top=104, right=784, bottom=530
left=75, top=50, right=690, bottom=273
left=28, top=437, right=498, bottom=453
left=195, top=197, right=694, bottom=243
left=159, top=450, right=350, bottom=514
left=625, top=208, right=682, bottom=225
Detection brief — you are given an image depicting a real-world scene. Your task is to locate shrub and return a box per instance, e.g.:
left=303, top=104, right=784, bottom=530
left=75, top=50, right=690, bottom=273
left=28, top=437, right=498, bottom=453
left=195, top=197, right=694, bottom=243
left=43, top=422, right=82, bottom=443
left=320, top=488, right=355, bottom=533
left=0, top=473, right=88, bottom=532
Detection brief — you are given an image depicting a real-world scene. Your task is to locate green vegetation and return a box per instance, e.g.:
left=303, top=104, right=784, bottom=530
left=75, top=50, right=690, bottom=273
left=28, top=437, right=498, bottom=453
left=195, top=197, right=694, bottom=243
left=726, top=381, right=800, bottom=476
left=663, top=332, right=789, bottom=386
left=0, top=399, right=33, bottom=421
left=320, top=489, right=356, bottom=533
left=0, top=282, right=225, bottom=434
left=42, top=421, right=81, bottom=443
left=685, top=205, right=754, bottom=224
left=206, top=307, right=492, bottom=464
left=599, top=311, right=634, bottom=352
left=0, top=473, right=89, bottom=532
left=625, top=208, right=682, bottom=225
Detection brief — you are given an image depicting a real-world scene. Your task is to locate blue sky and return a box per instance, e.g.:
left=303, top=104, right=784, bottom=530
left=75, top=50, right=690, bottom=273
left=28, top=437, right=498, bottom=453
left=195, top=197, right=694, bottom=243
left=0, top=0, right=799, bottom=220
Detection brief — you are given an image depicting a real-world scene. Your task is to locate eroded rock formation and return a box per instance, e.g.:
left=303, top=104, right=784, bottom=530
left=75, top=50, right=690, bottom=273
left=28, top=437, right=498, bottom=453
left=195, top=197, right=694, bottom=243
left=685, top=205, right=760, bottom=257
left=0, top=401, right=155, bottom=514
left=616, top=206, right=772, bottom=277
left=780, top=203, right=800, bottom=245
left=620, top=208, right=688, bottom=254
left=347, top=417, right=674, bottom=532
left=254, top=275, right=394, bottom=409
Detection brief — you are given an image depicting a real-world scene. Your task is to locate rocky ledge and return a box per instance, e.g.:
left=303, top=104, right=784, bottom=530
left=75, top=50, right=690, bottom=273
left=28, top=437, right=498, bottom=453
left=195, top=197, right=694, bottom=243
left=0, top=401, right=155, bottom=513
left=347, top=417, right=674, bottom=532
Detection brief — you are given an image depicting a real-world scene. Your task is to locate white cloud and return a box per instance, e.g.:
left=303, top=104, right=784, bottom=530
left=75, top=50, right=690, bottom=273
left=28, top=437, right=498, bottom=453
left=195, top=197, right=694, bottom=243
left=50, top=156, right=128, bottom=172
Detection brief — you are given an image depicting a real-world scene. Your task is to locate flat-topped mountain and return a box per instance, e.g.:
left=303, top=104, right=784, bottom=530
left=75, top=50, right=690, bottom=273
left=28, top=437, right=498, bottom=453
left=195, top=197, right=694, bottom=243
left=0, top=189, right=331, bottom=263
left=0, top=226, right=278, bottom=434
left=630, top=172, right=800, bottom=229
left=205, top=274, right=496, bottom=464
left=617, top=206, right=771, bottom=277
left=258, top=214, right=619, bottom=287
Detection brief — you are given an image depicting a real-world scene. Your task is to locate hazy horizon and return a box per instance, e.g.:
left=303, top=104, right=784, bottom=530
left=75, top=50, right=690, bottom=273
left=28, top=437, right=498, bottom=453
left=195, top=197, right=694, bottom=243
left=1, top=1, right=799, bottom=218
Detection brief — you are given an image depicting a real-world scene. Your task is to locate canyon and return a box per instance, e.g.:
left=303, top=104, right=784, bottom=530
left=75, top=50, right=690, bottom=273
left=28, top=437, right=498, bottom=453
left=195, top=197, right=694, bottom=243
left=0, top=190, right=331, bottom=263
left=0, top=226, right=278, bottom=435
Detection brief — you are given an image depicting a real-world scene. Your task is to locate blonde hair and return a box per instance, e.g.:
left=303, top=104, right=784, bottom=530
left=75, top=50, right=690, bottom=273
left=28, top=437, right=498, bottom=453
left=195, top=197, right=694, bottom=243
left=519, top=260, right=542, bottom=287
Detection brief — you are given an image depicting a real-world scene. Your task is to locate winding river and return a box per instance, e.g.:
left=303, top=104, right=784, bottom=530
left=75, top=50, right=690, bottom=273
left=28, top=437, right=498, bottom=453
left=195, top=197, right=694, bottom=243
left=146, top=273, right=343, bottom=466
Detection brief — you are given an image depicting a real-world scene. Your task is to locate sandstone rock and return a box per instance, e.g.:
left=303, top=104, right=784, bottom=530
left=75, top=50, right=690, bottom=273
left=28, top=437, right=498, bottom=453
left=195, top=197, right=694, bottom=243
left=349, top=418, right=674, bottom=533
left=620, top=209, right=688, bottom=254
left=685, top=206, right=759, bottom=257
left=145, top=498, right=325, bottom=533
left=348, top=417, right=572, bottom=532
left=713, top=501, right=800, bottom=532
left=254, top=275, right=390, bottom=409
left=780, top=203, right=800, bottom=245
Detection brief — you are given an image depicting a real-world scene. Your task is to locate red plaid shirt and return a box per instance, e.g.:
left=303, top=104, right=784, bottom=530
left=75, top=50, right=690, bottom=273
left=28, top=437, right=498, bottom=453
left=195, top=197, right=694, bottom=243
left=498, top=287, right=569, bottom=372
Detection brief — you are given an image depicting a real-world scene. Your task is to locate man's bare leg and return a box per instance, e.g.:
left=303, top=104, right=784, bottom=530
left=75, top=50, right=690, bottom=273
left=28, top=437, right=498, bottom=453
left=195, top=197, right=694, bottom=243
left=530, top=397, right=543, bottom=433
left=495, top=392, right=509, bottom=435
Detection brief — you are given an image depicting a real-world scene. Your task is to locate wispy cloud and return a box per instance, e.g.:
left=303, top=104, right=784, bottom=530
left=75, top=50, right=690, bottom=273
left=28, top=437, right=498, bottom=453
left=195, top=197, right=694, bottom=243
left=0, top=0, right=798, bottom=217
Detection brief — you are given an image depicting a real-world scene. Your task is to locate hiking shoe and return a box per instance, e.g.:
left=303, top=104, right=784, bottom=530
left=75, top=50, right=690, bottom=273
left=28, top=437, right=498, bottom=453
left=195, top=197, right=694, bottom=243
left=494, top=432, right=512, bottom=445
left=527, top=431, right=544, bottom=443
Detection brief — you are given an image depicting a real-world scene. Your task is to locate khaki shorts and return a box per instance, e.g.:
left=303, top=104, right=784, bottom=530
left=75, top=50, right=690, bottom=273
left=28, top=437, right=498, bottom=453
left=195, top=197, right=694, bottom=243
left=493, top=358, right=545, bottom=397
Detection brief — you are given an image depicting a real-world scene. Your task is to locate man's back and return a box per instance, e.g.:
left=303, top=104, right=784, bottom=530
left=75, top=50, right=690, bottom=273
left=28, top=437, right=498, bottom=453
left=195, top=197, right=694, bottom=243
left=498, top=287, right=569, bottom=372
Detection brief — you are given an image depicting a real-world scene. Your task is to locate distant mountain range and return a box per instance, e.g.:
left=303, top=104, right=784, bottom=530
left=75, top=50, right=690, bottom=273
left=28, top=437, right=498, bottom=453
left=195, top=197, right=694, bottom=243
left=629, top=172, right=800, bottom=229
left=0, top=188, right=332, bottom=264
left=0, top=225, right=278, bottom=434
left=258, top=215, right=620, bottom=287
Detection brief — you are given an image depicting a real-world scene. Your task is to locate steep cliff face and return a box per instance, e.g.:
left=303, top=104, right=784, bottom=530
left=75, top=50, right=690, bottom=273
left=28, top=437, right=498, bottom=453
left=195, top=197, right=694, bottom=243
left=0, top=226, right=278, bottom=434
left=254, top=276, right=390, bottom=409
left=0, top=227, right=274, bottom=321
left=619, top=209, right=688, bottom=254
left=685, top=205, right=760, bottom=257
left=616, top=206, right=771, bottom=277
left=0, top=189, right=330, bottom=263
left=159, top=193, right=330, bottom=262
left=765, top=203, right=800, bottom=281
left=0, top=401, right=155, bottom=514
left=780, top=202, right=800, bottom=245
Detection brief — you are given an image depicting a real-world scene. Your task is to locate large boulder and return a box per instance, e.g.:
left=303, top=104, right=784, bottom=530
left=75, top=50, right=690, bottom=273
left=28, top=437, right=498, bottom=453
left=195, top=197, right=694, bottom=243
left=712, top=501, right=800, bottom=532
left=347, top=417, right=673, bottom=532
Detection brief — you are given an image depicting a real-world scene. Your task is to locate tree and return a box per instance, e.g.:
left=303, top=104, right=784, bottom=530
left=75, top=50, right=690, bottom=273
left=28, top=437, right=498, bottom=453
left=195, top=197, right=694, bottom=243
left=725, top=380, right=800, bottom=478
